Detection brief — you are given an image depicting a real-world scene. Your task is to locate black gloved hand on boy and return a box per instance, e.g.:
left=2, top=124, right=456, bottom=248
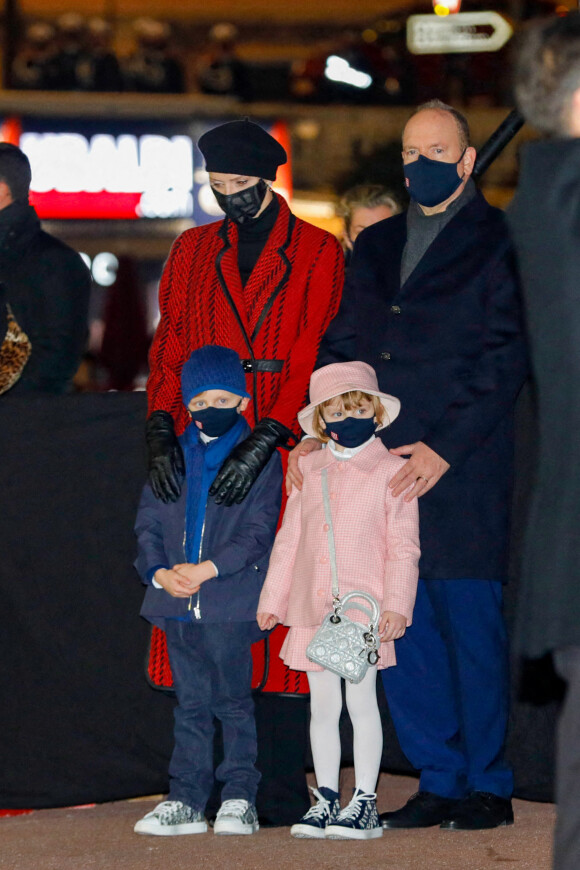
left=146, top=410, right=185, bottom=503
left=210, top=417, right=294, bottom=506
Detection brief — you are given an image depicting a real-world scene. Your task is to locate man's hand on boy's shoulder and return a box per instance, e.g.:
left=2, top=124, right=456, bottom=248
left=173, top=560, right=218, bottom=593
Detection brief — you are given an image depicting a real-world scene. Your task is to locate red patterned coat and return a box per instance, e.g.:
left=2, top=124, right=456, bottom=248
left=147, top=193, right=344, bottom=692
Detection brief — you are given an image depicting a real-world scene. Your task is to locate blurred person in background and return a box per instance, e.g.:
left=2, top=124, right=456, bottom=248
left=197, top=23, right=250, bottom=101
left=11, top=22, right=60, bottom=91
left=0, top=143, right=91, bottom=394
left=75, top=18, right=123, bottom=92
left=123, top=18, right=185, bottom=94
left=337, top=184, right=401, bottom=262
left=53, top=12, right=87, bottom=90
left=509, top=13, right=580, bottom=869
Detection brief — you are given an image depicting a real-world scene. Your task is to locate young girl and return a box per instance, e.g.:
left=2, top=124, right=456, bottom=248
left=257, top=361, right=420, bottom=840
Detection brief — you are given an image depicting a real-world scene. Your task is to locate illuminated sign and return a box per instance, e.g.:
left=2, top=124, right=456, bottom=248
left=79, top=252, right=119, bottom=286
left=407, top=11, right=513, bottom=54
left=22, top=132, right=193, bottom=220
left=1, top=117, right=292, bottom=222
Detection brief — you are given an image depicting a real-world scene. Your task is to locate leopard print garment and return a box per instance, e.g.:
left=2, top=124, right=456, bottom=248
left=0, top=305, right=31, bottom=394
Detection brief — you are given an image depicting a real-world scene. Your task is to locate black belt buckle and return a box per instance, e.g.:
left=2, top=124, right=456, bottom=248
left=241, top=359, right=284, bottom=374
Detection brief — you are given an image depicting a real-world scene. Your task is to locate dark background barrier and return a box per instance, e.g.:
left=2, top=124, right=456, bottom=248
left=0, top=391, right=559, bottom=811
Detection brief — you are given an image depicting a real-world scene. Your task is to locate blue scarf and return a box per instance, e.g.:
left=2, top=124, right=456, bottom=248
left=180, top=415, right=249, bottom=563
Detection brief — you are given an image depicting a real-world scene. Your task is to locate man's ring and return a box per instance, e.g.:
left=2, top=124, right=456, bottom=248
left=418, top=476, right=429, bottom=483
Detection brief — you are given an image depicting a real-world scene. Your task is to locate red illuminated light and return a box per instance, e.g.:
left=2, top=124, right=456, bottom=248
left=29, top=191, right=142, bottom=220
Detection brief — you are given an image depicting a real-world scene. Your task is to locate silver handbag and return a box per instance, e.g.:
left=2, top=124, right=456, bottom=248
left=306, top=590, right=380, bottom=683
left=305, top=467, right=380, bottom=684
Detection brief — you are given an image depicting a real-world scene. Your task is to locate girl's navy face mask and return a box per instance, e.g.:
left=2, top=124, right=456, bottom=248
left=404, top=151, right=465, bottom=208
left=325, top=414, right=377, bottom=449
left=190, top=402, right=241, bottom=437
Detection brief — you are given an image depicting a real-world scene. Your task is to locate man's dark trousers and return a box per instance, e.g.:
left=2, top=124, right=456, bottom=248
left=382, top=578, right=513, bottom=799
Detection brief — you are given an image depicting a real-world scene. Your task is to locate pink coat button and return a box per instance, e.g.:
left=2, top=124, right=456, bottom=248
left=323, top=523, right=330, bottom=532
left=320, top=555, right=328, bottom=564
left=317, top=589, right=325, bottom=597
left=330, top=492, right=336, bottom=499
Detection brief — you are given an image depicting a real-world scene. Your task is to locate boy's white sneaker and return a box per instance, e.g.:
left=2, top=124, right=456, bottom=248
left=213, top=799, right=259, bottom=835
left=134, top=800, right=207, bottom=835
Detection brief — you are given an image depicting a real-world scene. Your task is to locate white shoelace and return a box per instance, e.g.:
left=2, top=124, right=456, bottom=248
left=217, top=799, right=249, bottom=817
left=151, top=801, right=186, bottom=820
left=337, top=791, right=376, bottom=821
left=303, top=787, right=332, bottom=820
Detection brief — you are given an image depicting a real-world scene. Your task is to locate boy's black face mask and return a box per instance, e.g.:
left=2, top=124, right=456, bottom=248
left=190, top=402, right=241, bottom=437
left=212, top=179, right=269, bottom=224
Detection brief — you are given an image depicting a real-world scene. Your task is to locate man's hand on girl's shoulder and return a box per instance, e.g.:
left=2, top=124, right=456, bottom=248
left=285, top=438, right=322, bottom=495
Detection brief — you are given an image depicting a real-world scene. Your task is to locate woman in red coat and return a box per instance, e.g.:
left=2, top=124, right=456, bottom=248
left=145, top=121, right=344, bottom=823
left=147, top=119, right=344, bottom=511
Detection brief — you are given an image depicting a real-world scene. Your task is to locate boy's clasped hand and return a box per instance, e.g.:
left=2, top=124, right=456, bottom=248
left=154, top=562, right=217, bottom=598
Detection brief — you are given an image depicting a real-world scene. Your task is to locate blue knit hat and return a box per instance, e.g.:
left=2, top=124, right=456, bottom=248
left=181, top=345, right=250, bottom=407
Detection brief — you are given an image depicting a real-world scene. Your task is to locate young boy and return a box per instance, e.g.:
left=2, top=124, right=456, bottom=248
left=133, top=345, right=282, bottom=836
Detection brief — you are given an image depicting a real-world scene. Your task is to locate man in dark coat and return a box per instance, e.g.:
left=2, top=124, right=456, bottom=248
left=290, top=100, right=527, bottom=830
left=509, top=14, right=580, bottom=869
left=0, top=142, right=91, bottom=394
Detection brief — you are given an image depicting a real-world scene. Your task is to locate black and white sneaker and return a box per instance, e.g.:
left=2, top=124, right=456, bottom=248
left=134, top=800, right=207, bottom=835
left=325, top=788, right=383, bottom=840
left=290, top=786, right=341, bottom=839
left=213, top=799, right=259, bottom=835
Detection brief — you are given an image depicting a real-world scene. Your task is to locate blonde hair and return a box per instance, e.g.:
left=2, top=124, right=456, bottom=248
left=312, top=390, right=385, bottom=442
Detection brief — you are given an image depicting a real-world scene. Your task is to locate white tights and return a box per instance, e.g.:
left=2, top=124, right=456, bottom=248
left=307, top=667, right=383, bottom=795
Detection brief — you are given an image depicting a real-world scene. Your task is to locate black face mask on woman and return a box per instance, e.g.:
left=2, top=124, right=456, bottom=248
left=325, top=415, right=377, bottom=449
left=212, top=179, right=269, bottom=224
left=190, top=403, right=241, bottom=437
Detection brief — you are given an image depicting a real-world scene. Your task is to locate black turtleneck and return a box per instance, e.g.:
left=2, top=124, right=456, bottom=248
left=236, top=194, right=280, bottom=287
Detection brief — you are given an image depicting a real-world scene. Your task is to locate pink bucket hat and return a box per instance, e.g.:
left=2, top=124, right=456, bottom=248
left=297, top=361, right=401, bottom=437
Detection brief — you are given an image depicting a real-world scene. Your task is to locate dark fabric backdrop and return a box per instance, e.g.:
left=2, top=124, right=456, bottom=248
left=0, top=390, right=560, bottom=811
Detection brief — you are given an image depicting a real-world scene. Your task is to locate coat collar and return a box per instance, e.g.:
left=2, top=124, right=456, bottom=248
left=308, top=437, right=387, bottom=474
left=400, top=190, right=492, bottom=293
left=214, top=192, right=295, bottom=346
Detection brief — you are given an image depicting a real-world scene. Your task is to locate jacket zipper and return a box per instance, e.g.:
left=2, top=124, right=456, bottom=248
left=184, top=524, right=204, bottom=620
left=192, top=517, right=205, bottom=620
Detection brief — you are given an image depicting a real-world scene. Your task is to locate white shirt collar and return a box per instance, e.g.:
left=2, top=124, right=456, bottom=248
left=199, top=430, right=218, bottom=444
left=326, top=434, right=375, bottom=460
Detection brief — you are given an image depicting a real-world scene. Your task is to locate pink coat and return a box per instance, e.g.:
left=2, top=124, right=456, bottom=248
left=258, top=439, right=420, bottom=661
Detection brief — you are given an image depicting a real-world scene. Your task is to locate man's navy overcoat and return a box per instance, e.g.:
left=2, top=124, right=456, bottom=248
left=319, top=191, right=527, bottom=581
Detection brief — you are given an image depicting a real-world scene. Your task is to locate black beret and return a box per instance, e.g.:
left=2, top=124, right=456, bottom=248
left=198, top=119, right=287, bottom=180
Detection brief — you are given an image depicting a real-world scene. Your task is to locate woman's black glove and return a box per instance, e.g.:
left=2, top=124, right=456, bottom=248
left=146, top=410, right=185, bottom=503
left=210, top=417, right=294, bottom=506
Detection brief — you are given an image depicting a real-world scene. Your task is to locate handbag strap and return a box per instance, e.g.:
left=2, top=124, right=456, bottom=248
left=321, top=467, right=340, bottom=600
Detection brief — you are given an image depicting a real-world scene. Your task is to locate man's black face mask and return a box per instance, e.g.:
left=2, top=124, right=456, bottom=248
left=212, top=179, right=269, bottom=224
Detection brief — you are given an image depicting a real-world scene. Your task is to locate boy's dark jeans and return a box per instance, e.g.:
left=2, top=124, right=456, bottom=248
left=165, top=619, right=261, bottom=812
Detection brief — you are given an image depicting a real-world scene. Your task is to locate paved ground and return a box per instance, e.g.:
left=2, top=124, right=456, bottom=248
left=0, top=771, right=554, bottom=870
